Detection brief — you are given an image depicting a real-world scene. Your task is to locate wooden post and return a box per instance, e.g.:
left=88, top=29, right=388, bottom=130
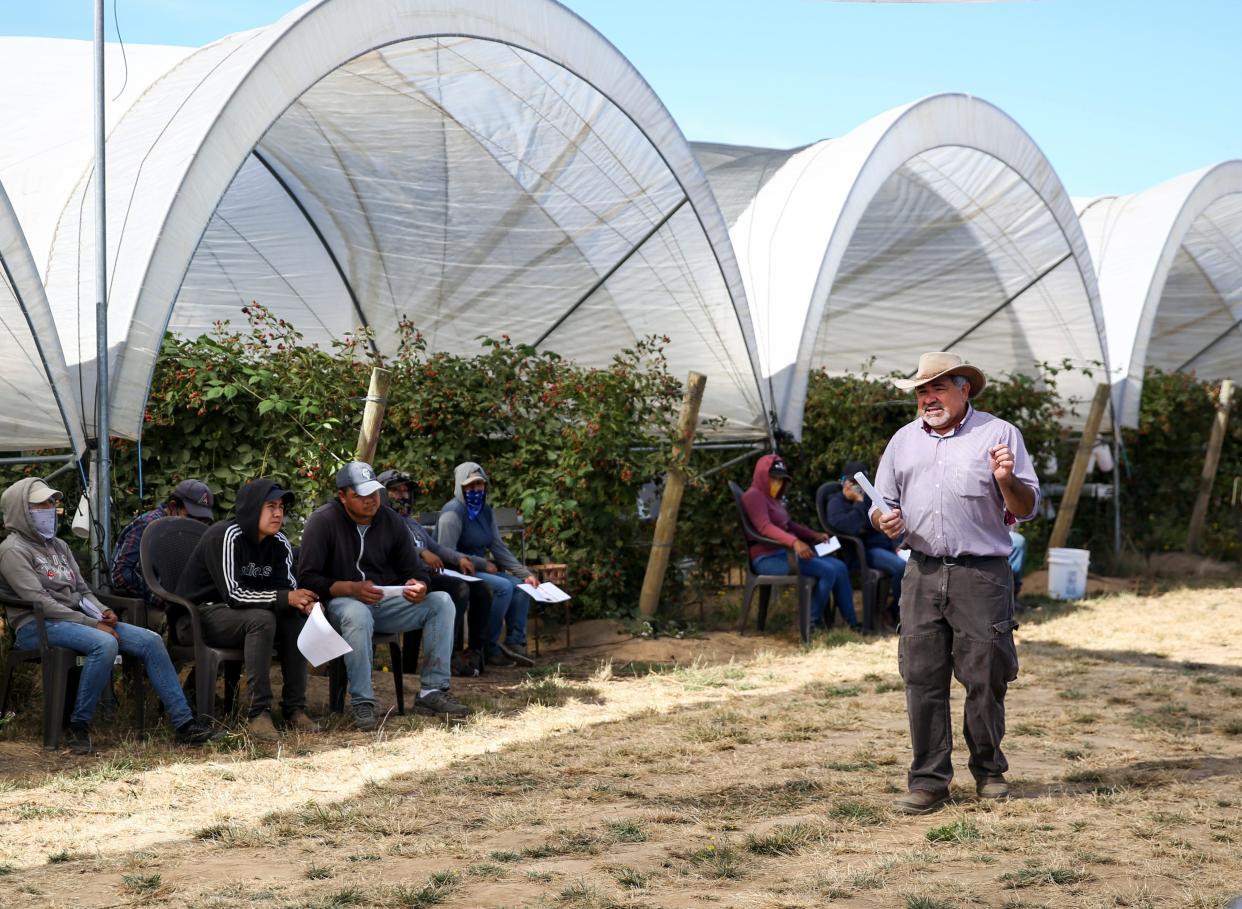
left=1048, top=382, right=1111, bottom=551
left=638, top=372, right=706, bottom=619
left=1186, top=378, right=1234, bottom=553
left=354, top=366, right=392, bottom=465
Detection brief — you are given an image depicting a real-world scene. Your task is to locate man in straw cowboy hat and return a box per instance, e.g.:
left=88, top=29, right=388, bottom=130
left=869, top=352, right=1040, bottom=815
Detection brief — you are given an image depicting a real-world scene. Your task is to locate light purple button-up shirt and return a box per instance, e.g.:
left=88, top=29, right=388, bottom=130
left=870, top=407, right=1040, bottom=558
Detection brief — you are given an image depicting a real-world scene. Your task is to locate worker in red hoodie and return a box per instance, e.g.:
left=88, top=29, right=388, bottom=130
left=741, top=454, right=861, bottom=632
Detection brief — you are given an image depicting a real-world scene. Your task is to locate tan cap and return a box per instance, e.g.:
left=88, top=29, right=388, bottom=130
left=892, top=351, right=986, bottom=398
left=27, top=479, right=62, bottom=504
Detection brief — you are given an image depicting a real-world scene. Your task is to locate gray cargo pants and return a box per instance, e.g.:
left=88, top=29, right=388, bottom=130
left=897, top=552, right=1019, bottom=793
left=197, top=602, right=308, bottom=718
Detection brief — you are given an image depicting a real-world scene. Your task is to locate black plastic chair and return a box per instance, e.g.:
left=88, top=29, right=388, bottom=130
left=493, top=506, right=527, bottom=564
left=815, top=482, right=889, bottom=632
left=728, top=481, right=815, bottom=644
left=327, top=633, right=405, bottom=716
left=140, top=516, right=245, bottom=718
left=0, top=589, right=145, bottom=750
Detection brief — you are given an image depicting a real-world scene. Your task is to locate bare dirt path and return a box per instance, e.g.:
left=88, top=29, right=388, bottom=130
left=2, top=586, right=1241, bottom=908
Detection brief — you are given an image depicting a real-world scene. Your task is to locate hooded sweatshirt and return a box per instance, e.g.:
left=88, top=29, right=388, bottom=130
left=297, top=493, right=429, bottom=603
left=0, top=477, right=98, bottom=633
left=436, top=461, right=529, bottom=577
left=176, top=478, right=296, bottom=609
left=740, top=454, right=819, bottom=562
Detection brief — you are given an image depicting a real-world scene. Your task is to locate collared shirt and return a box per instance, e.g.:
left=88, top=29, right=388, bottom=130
left=110, top=505, right=168, bottom=603
left=870, top=407, right=1040, bottom=558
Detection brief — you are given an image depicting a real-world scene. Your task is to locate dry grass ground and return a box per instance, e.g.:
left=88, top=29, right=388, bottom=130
left=1, top=584, right=1241, bottom=908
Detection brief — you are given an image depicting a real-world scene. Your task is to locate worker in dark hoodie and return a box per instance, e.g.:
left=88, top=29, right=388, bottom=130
left=740, top=454, right=862, bottom=633
left=437, top=462, right=539, bottom=668
left=0, top=476, right=219, bottom=754
left=176, top=478, right=319, bottom=742
left=298, top=461, right=472, bottom=729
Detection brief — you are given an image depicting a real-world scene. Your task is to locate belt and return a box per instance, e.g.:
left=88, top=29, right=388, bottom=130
left=909, top=550, right=1006, bottom=568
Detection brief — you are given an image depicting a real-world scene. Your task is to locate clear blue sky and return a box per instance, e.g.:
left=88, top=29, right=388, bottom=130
left=5, top=0, right=1239, bottom=197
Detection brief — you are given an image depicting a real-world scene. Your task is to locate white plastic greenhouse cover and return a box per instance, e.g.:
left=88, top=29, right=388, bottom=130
left=1076, top=161, right=1242, bottom=428
left=694, top=93, right=1108, bottom=439
left=0, top=182, right=85, bottom=453
left=0, top=0, right=768, bottom=446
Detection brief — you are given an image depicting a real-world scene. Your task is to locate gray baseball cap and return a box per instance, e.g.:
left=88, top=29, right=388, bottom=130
left=335, top=461, right=385, bottom=497
left=173, top=479, right=215, bottom=519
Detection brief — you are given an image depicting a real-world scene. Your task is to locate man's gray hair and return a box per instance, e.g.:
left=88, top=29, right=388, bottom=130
left=950, top=375, right=970, bottom=391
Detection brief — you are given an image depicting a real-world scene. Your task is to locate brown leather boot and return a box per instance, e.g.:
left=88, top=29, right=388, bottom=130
left=246, top=711, right=280, bottom=743
left=892, top=789, right=950, bottom=815
left=976, top=776, right=1010, bottom=800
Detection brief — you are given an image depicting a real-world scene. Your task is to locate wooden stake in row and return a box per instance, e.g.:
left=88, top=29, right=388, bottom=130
left=1048, top=382, right=1111, bottom=551
left=1187, top=378, right=1234, bottom=554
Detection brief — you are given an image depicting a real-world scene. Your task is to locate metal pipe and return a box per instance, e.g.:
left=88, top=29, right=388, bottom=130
left=0, top=454, right=78, bottom=466
left=93, top=0, right=112, bottom=584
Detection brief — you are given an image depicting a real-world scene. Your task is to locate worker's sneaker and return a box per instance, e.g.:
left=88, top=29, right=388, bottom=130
left=486, top=649, right=517, bottom=668
left=415, top=689, right=474, bottom=719
left=976, top=776, right=1010, bottom=800
left=892, top=789, right=950, bottom=815
left=499, top=642, right=535, bottom=667
left=351, top=702, right=378, bottom=732
left=285, top=710, right=321, bottom=733
left=247, top=711, right=280, bottom=743
left=66, top=722, right=92, bottom=755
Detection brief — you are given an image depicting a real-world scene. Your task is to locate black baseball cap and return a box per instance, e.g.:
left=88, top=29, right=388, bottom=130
left=173, top=479, right=215, bottom=520
left=769, top=457, right=791, bottom=479
left=264, top=484, right=295, bottom=508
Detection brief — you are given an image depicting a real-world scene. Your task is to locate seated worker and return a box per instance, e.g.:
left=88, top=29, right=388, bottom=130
left=378, top=469, right=489, bottom=676
left=298, top=461, right=472, bottom=728
left=176, top=478, right=320, bottom=742
left=437, top=462, right=539, bottom=668
left=742, top=454, right=862, bottom=632
left=1009, top=530, right=1028, bottom=609
left=827, top=459, right=906, bottom=626
left=0, top=477, right=219, bottom=753
left=111, top=479, right=216, bottom=605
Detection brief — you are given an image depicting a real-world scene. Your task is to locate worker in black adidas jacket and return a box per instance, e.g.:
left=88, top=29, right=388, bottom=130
left=177, top=478, right=320, bottom=741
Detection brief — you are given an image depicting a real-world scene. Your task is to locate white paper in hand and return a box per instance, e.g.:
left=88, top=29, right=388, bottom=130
left=297, top=603, right=352, bottom=667
left=525, top=581, right=572, bottom=603
left=897, top=549, right=911, bottom=562
left=815, top=537, right=841, bottom=557
left=439, top=568, right=482, bottom=583
left=379, top=585, right=418, bottom=599
left=853, top=472, right=890, bottom=515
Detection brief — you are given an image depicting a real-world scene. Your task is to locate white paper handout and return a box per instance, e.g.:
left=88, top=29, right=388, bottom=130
left=853, top=472, right=890, bottom=515
left=296, top=603, right=352, bottom=667
left=379, top=585, right=419, bottom=599
left=525, top=581, right=572, bottom=603
left=815, top=537, right=841, bottom=557
left=439, top=568, right=482, bottom=583
left=897, top=549, right=912, bottom=562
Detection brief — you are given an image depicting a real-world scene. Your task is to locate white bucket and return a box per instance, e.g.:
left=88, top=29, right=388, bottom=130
left=1047, top=547, right=1090, bottom=600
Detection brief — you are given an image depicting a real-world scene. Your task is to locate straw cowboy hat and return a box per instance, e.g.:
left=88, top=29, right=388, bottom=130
left=892, top=352, right=986, bottom=397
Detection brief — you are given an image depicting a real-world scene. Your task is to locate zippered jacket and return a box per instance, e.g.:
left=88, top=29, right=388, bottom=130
left=176, top=479, right=296, bottom=609
left=297, top=498, right=429, bottom=602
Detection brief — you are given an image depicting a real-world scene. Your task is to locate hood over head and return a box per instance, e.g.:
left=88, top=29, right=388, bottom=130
left=1, top=476, right=59, bottom=543
left=453, top=462, right=489, bottom=504
left=234, top=478, right=294, bottom=544
left=750, top=454, right=790, bottom=494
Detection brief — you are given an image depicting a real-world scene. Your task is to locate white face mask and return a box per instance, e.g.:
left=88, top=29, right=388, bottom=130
left=28, top=508, right=57, bottom=540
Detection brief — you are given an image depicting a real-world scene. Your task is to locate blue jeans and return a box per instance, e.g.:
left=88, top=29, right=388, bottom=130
left=866, top=546, right=906, bottom=606
left=16, top=620, right=193, bottom=728
left=1008, top=531, right=1027, bottom=577
left=752, top=552, right=857, bottom=627
left=475, top=571, right=532, bottom=653
left=327, top=591, right=454, bottom=704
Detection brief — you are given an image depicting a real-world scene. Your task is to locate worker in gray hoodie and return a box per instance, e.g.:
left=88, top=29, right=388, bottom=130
left=437, top=462, right=539, bottom=666
left=0, top=476, right=219, bottom=753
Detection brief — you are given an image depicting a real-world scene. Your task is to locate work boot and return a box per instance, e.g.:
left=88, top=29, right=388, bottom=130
left=892, top=789, right=950, bottom=815
left=499, top=642, right=535, bottom=667
left=351, top=701, right=378, bottom=731
left=285, top=710, right=321, bottom=733
left=414, top=689, right=474, bottom=719
left=175, top=716, right=224, bottom=745
left=486, top=649, right=517, bottom=668
left=247, top=711, right=280, bottom=743
left=976, top=776, right=1010, bottom=800
left=66, top=723, right=92, bottom=755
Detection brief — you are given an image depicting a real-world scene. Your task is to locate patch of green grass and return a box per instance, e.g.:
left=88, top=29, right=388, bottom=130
left=874, top=678, right=905, bottom=693
left=688, top=843, right=743, bottom=879
left=613, top=867, right=650, bottom=890
left=1072, top=850, right=1115, bottom=865
left=827, top=800, right=884, bottom=825
left=0, top=862, right=15, bottom=875
left=617, top=660, right=677, bottom=676
left=906, top=896, right=955, bottom=909
left=46, top=849, right=89, bottom=864
left=526, top=870, right=553, bottom=882
left=306, top=863, right=335, bottom=880
left=555, top=880, right=598, bottom=906
left=1062, top=749, right=1085, bottom=761
left=1008, top=723, right=1045, bottom=737
left=317, top=887, right=366, bottom=908
left=606, top=820, right=646, bottom=843
left=524, top=662, right=565, bottom=678
left=489, top=850, right=522, bottom=863
left=348, top=853, right=381, bottom=863
left=386, top=871, right=460, bottom=908
left=926, top=818, right=981, bottom=844
left=824, top=760, right=880, bottom=772
left=1219, top=719, right=1242, bottom=736
left=121, top=873, right=162, bottom=894
left=999, top=866, right=1090, bottom=888
left=745, top=822, right=824, bottom=855
left=521, top=830, right=602, bottom=859
left=818, top=684, right=862, bottom=698
left=466, top=863, right=504, bottom=879
left=1063, top=769, right=1105, bottom=784
left=1058, top=689, right=1087, bottom=700
left=15, top=804, right=67, bottom=819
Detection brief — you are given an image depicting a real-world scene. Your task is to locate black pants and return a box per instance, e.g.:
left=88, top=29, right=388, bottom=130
left=402, top=575, right=491, bottom=672
left=198, top=603, right=308, bottom=717
left=897, top=554, right=1019, bottom=793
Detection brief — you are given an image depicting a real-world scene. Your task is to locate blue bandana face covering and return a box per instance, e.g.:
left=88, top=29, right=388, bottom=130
left=464, top=488, right=486, bottom=520
left=29, top=508, right=57, bottom=540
